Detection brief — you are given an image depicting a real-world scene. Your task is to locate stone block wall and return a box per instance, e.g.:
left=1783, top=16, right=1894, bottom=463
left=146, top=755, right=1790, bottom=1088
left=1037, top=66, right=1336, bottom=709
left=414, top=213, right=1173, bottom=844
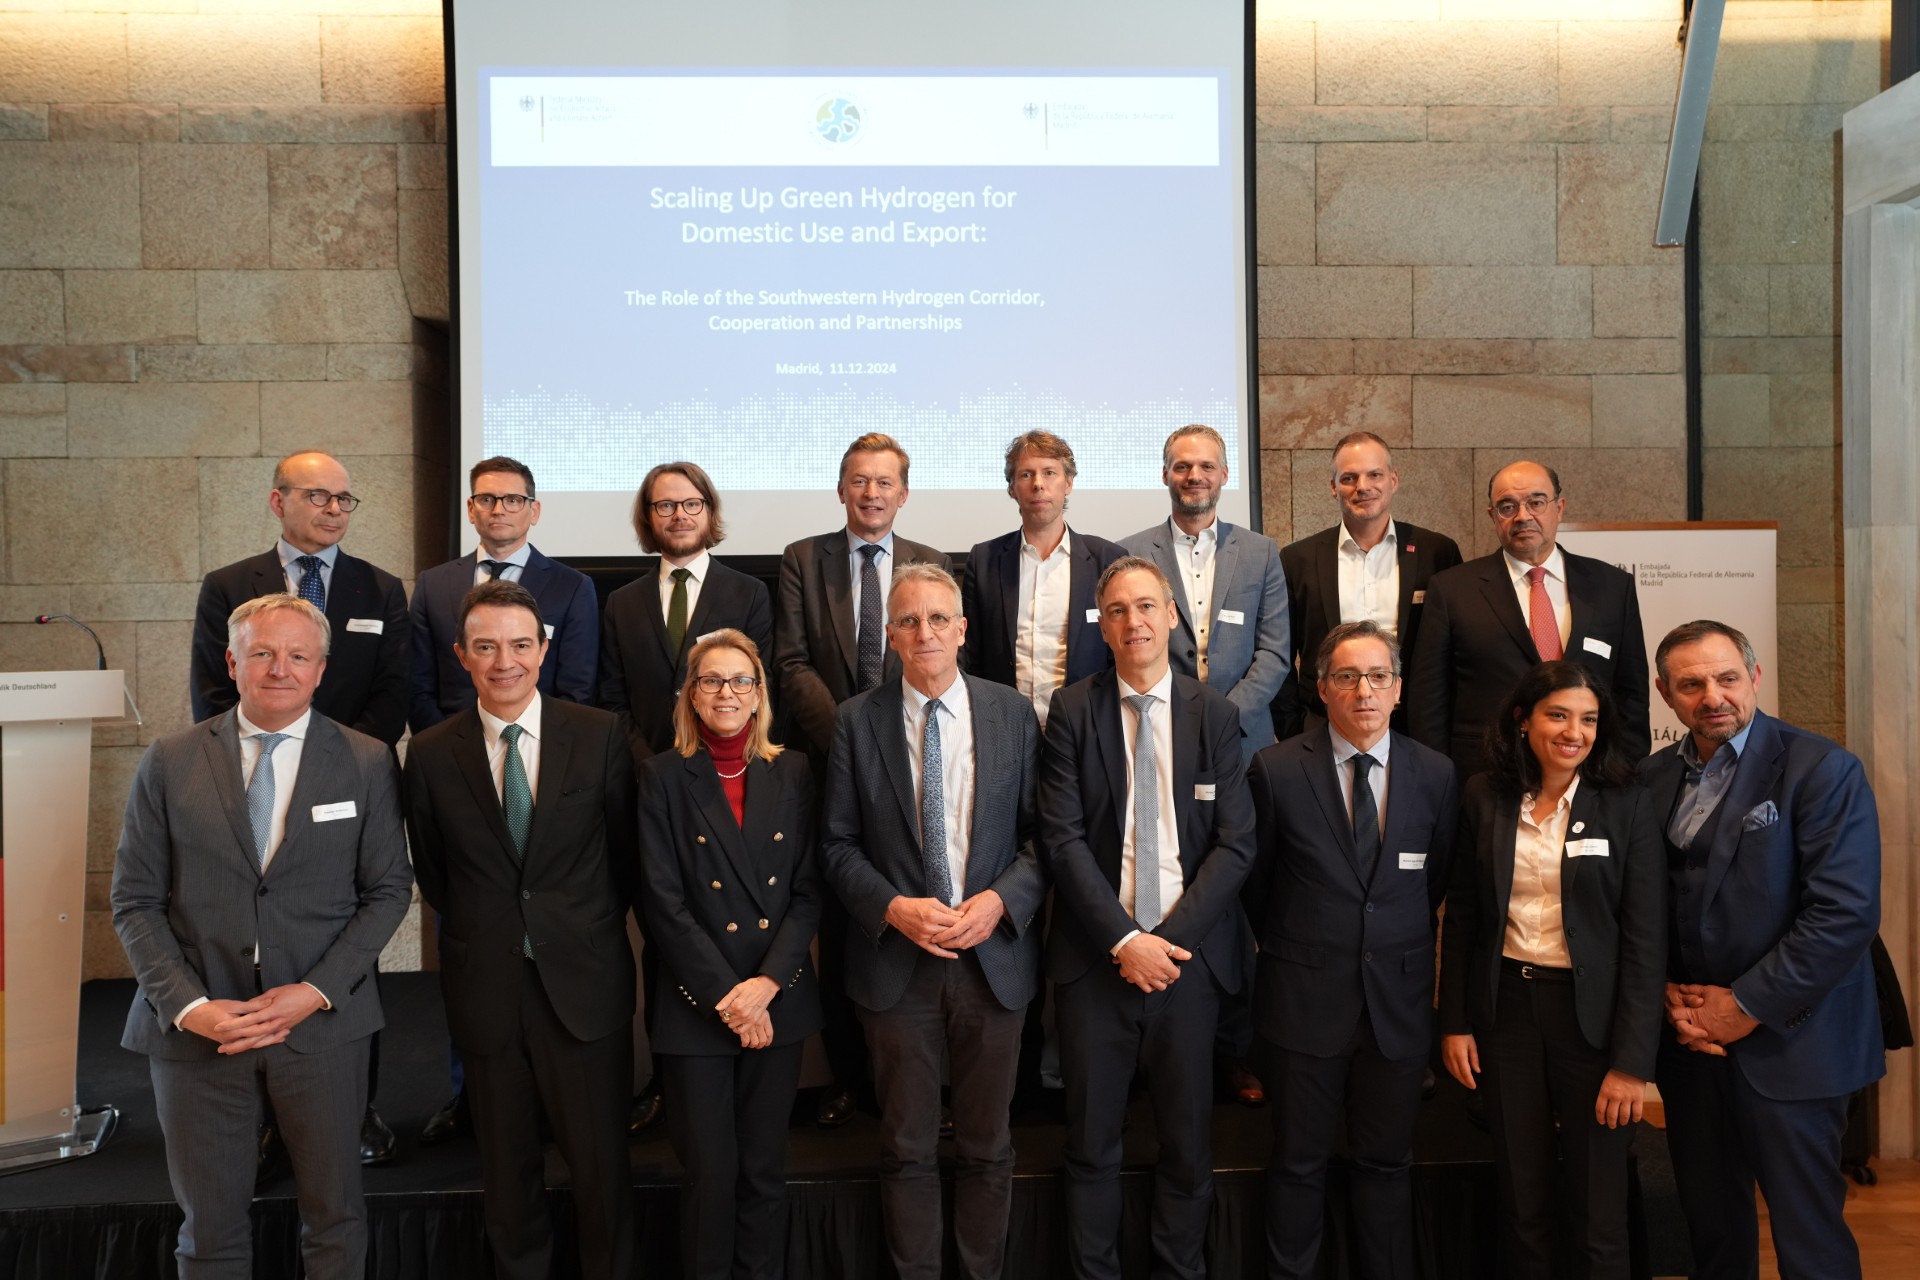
left=0, top=1, right=1887, bottom=978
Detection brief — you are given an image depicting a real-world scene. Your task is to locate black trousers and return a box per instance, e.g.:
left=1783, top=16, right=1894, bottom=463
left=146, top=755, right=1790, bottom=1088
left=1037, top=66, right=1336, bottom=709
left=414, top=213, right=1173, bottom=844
left=1057, top=961, right=1221, bottom=1280
left=1256, top=1015, right=1424, bottom=1280
left=1482, top=964, right=1632, bottom=1280
left=660, top=1043, right=805, bottom=1280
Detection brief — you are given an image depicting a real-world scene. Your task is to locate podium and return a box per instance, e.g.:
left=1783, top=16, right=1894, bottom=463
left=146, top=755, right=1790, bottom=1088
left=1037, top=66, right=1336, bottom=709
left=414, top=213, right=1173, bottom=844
left=0, top=669, right=129, bottom=1173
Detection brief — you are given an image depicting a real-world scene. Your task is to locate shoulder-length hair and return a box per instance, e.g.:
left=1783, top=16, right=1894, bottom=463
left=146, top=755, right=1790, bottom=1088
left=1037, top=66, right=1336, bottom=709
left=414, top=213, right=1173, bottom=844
left=672, top=629, right=783, bottom=763
left=1482, top=660, right=1635, bottom=796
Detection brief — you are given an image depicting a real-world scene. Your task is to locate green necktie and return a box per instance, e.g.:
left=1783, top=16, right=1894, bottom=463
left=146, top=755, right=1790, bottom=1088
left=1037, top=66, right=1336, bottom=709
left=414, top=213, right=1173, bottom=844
left=667, top=567, right=692, bottom=653
left=501, top=723, right=533, bottom=958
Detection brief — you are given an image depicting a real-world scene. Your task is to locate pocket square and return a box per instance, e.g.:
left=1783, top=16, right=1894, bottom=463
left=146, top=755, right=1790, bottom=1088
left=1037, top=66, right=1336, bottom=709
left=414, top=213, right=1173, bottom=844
left=1741, top=800, right=1779, bottom=831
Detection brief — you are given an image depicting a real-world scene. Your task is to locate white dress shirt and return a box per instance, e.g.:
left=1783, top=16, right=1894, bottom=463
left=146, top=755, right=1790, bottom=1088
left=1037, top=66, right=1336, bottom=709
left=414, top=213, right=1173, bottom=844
left=902, top=672, right=975, bottom=907
left=1328, top=725, right=1391, bottom=828
left=478, top=692, right=544, bottom=804
left=1504, top=546, right=1571, bottom=652
left=470, top=541, right=530, bottom=586
left=1015, top=528, right=1073, bottom=726
left=847, top=529, right=895, bottom=651
left=277, top=539, right=338, bottom=598
left=1503, top=776, right=1578, bottom=967
left=1170, top=520, right=1219, bottom=679
left=1336, top=520, right=1400, bottom=635
left=657, top=548, right=712, bottom=624
left=1115, top=667, right=1182, bottom=946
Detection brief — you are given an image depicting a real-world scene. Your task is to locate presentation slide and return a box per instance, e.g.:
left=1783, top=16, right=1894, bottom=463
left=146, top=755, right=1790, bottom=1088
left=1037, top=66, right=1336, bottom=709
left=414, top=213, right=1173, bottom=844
left=451, top=3, right=1254, bottom=556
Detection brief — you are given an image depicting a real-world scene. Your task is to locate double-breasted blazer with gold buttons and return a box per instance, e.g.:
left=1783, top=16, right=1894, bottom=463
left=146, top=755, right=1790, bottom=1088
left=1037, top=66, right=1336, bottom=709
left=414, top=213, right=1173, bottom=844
left=637, top=746, right=824, bottom=1055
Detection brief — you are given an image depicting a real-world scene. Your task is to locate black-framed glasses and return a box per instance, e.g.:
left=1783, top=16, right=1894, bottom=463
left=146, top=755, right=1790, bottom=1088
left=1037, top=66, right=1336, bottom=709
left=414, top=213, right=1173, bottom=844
left=280, top=486, right=361, bottom=512
left=470, top=493, right=532, bottom=512
left=1324, top=669, right=1397, bottom=691
left=1491, top=494, right=1556, bottom=520
left=695, top=674, right=759, bottom=695
left=889, top=612, right=956, bottom=633
left=650, top=498, right=706, bottom=517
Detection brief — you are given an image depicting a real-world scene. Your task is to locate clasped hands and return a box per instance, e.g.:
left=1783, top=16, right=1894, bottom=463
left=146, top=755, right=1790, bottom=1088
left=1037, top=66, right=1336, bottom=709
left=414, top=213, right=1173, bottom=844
left=717, top=975, right=781, bottom=1050
left=885, top=889, right=1006, bottom=959
left=181, top=982, right=325, bottom=1055
left=1665, top=981, right=1759, bottom=1057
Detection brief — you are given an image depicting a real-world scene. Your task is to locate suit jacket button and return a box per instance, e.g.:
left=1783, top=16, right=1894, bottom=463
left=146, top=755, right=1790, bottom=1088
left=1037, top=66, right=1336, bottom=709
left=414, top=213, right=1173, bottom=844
left=767, top=876, right=777, bottom=886
left=726, top=922, right=738, bottom=933
left=257, top=886, right=268, bottom=897
left=758, top=918, right=769, bottom=929
left=521, top=890, right=531, bottom=899
left=697, top=835, right=707, bottom=844
left=711, top=880, right=723, bottom=889
left=773, top=832, right=783, bottom=841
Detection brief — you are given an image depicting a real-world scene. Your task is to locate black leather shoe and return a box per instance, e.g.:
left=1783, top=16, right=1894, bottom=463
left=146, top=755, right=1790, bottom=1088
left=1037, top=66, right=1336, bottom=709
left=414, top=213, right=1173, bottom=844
left=1421, top=1065, right=1437, bottom=1101
left=359, top=1105, right=397, bottom=1166
left=419, top=1093, right=469, bottom=1147
left=815, top=1086, right=856, bottom=1129
left=628, top=1093, right=663, bottom=1137
left=938, top=1105, right=955, bottom=1140
left=255, top=1121, right=286, bottom=1187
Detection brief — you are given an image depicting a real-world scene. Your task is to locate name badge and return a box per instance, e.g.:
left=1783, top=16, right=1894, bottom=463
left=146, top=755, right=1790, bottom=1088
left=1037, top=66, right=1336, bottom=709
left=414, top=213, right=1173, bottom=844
left=1218, top=608, right=1245, bottom=625
left=1412, top=590, right=1426, bottom=604
left=1194, top=783, right=1217, bottom=801
left=1085, top=607, right=1101, bottom=624
left=1581, top=636, right=1612, bottom=659
left=544, top=624, right=556, bottom=639
left=345, top=618, right=383, bottom=635
left=312, top=801, right=357, bottom=822
left=1566, top=838, right=1610, bottom=858
left=1399, top=852, right=1427, bottom=870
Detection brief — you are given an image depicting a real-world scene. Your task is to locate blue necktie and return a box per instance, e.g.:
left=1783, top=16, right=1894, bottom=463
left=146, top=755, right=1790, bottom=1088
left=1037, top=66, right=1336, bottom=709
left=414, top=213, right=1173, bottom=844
left=1125, top=693, right=1163, bottom=930
left=294, top=555, right=326, bottom=610
left=920, top=698, right=954, bottom=907
left=500, top=723, right=534, bottom=958
left=1351, top=753, right=1381, bottom=881
left=247, top=732, right=290, bottom=869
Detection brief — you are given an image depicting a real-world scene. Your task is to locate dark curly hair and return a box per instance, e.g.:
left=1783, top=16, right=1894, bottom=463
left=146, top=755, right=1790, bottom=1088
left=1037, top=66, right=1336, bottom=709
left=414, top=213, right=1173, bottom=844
left=1482, top=660, right=1635, bottom=797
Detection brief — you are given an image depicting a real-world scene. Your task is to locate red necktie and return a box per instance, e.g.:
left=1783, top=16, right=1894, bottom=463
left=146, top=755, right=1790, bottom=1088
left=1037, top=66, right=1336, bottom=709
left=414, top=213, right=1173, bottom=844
left=1527, top=566, right=1563, bottom=660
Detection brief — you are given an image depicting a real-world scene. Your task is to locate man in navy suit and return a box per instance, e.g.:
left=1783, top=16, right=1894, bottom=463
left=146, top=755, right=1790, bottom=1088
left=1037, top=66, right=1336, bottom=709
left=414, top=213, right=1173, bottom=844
left=409, top=456, right=598, bottom=735
left=1041, top=556, right=1257, bottom=1280
left=821, top=562, right=1045, bottom=1280
left=961, top=430, right=1125, bottom=730
left=1245, top=620, right=1458, bottom=1280
left=1641, top=620, right=1883, bottom=1280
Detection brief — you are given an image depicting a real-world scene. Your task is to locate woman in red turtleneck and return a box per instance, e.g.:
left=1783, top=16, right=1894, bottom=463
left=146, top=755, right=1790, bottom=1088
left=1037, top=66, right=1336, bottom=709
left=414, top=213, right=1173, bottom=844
left=636, top=630, right=824, bottom=1280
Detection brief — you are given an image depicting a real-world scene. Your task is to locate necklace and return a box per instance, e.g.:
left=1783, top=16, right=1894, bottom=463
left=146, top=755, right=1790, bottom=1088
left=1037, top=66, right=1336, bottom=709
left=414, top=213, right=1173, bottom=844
left=713, top=762, right=747, bottom=779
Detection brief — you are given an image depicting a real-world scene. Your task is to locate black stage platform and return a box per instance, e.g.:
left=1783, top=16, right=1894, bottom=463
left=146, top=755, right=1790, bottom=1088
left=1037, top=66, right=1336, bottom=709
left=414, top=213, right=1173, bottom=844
left=0, top=975, right=1688, bottom=1278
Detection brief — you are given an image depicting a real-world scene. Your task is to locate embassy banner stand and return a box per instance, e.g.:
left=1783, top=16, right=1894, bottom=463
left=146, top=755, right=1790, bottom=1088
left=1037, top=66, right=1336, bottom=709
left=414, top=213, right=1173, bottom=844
left=0, top=670, right=132, bottom=1175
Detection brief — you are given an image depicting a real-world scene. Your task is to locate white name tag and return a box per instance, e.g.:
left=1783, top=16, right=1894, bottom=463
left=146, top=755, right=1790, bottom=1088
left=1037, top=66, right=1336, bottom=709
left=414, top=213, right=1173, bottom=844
left=1581, top=636, right=1612, bottom=659
left=1412, top=590, right=1426, bottom=604
left=1399, top=852, right=1427, bottom=870
left=544, top=624, right=555, bottom=639
left=1085, top=607, right=1101, bottom=624
left=1566, top=838, right=1610, bottom=858
left=1218, top=608, right=1245, bottom=625
left=312, top=801, right=357, bottom=822
left=345, top=618, right=383, bottom=635
left=1194, top=783, right=1217, bottom=801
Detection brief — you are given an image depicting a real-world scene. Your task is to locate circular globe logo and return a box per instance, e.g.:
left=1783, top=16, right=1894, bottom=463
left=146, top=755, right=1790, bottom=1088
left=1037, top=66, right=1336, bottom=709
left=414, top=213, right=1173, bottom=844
left=815, top=97, right=863, bottom=144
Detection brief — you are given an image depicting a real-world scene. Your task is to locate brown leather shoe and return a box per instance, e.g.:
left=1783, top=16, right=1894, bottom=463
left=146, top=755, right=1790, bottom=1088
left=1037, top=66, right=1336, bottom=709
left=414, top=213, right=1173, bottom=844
left=1225, top=1060, right=1266, bottom=1107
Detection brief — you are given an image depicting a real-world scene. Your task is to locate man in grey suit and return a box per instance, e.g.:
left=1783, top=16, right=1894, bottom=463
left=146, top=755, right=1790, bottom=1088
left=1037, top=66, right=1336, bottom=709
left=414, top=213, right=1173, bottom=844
left=821, top=562, right=1046, bottom=1280
left=112, top=593, right=413, bottom=1279
left=1122, top=423, right=1290, bottom=1106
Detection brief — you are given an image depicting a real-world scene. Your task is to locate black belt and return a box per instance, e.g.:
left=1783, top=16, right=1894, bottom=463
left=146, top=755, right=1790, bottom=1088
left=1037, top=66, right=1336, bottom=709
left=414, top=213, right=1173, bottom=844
left=1501, top=957, right=1574, bottom=982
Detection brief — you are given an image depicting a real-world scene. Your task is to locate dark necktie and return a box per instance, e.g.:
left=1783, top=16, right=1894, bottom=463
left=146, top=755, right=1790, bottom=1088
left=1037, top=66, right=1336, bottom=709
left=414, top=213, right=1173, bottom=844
left=1351, top=753, right=1381, bottom=881
left=480, top=559, right=511, bottom=581
left=920, top=698, right=954, bottom=906
left=857, top=544, right=884, bottom=691
left=1125, top=693, right=1162, bottom=931
left=295, top=555, right=326, bottom=610
left=667, top=567, right=691, bottom=654
left=1527, top=566, right=1563, bottom=660
left=501, top=723, right=533, bottom=958
left=246, top=732, right=290, bottom=869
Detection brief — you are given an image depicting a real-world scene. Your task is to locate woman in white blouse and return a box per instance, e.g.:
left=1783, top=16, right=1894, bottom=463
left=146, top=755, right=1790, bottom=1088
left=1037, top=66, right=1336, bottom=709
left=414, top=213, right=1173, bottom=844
left=1438, top=660, right=1666, bottom=1280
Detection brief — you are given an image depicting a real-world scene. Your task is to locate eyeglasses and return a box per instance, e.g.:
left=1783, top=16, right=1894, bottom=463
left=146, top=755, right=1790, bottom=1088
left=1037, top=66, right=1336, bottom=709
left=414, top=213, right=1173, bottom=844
left=280, top=486, right=361, bottom=513
left=694, top=674, right=760, bottom=695
left=471, top=493, right=532, bottom=512
left=650, top=498, right=706, bottom=517
left=889, top=612, right=956, bottom=633
left=1324, top=669, right=1397, bottom=691
left=1491, top=494, right=1556, bottom=520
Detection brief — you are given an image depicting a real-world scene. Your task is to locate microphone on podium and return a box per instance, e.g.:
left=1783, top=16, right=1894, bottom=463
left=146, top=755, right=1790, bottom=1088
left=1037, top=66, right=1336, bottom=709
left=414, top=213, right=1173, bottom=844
left=34, top=613, right=109, bottom=670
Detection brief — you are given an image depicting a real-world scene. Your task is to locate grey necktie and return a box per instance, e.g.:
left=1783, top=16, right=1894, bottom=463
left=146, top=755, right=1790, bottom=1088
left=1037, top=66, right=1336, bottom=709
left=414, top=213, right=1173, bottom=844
left=857, top=544, right=884, bottom=691
left=247, top=732, right=290, bottom=869
left=1125, top=693, right=1163, bottom=931
left=1351, top=753, right=1381, bottom=881
left=920, top=698, right=954, bottom=906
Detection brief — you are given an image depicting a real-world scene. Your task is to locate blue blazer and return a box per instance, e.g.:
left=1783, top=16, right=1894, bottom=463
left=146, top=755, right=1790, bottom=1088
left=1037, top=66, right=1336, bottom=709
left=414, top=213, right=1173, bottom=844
left=1244, top=727, right=1458, bottom=1061
left=960, top=526, right=1126, bottom=692
left=407, top=546, right=599, bottom=734
left=1638, top=712, right=1884, bottom=1100
left=1121, top=520, right=1291, bottom=764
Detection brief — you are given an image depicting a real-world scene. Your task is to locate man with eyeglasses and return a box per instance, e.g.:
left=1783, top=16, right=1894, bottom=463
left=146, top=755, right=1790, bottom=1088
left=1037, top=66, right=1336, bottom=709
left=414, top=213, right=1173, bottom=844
left=407, top=455, right=600, bottom=1147
left=1407, top=459, right=1650, bottom=776
left=189, top=449, right=411, bottom=1166
left=820, top=562, right=1044, bottom=1280
left=1244, top=620, right=1458, bottom=1280
left=597, top=460, right=772, bottom=1136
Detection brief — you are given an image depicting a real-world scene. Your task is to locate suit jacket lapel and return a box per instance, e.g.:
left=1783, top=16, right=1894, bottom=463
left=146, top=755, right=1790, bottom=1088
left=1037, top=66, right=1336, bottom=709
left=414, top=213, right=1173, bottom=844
left=994, top=536, right=1021, bottom=659
left=686, top=751, right=769, bottom=915
left=1208, top=522, right=1242, bottom=635
left=1302, top=728, right=1364, bottom=888
left=963, top=679, right=1001, bottom=897
left=680, top=566, right=733, bottom=671
left=1317, top=531, right=1342, bottom=635
left=1561, top=781, right=1602, bottom=902
left=1477, top=559, right=1537, bottom=661
left=1091, top=674, right=1128, bottom=867
left=1139, top=525, right=1193, bottom=650
left=203, top=713, right=264, bottom=873
left=451, top=712, right=523, bottom=868
left=1703, top=713, right=1783, bottom=913
left=1492, top=795, right=1521, bottom=926
left=1065, top=530, right=1103, bottom=677
left=269, top=715, right=345, bottom=875
left=822, top=532, right=859, bottom=684
left=1171, top=679, right=1201, bottom=875
left=1394, top=537, right=1422, bottom=637
left=1561, top=546, right=1594, bottom=657
left=866, top=683, right=920, bottom=844
left=522, top=705, right=573, bottom=860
